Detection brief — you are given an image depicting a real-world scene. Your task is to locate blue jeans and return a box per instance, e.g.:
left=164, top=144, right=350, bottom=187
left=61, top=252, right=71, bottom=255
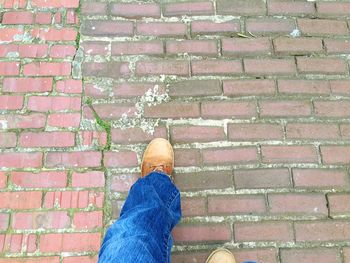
left=98, top=172, right=181, bottom=262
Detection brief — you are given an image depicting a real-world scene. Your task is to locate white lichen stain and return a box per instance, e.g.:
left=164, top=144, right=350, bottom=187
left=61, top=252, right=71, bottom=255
left=290, top=28, right=301, bottom=38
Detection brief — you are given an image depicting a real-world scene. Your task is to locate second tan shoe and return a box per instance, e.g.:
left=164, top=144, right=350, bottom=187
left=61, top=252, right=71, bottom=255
left=206, top=248, right=236, bottom=263
left=141, top=138, right=174, bottom=178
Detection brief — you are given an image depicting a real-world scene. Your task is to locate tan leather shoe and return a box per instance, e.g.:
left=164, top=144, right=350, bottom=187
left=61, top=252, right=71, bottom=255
left=206, top=248, right=236, bottom=263
left=141, top=138, right=174, bottom=177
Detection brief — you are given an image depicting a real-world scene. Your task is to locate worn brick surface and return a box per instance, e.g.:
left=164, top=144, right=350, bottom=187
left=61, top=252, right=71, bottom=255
left=1, top=0, right=350, bottom=261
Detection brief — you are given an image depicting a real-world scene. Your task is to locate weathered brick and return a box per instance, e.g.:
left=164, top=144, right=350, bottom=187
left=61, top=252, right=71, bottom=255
left=0, top=95, right=23, bottom=110
left=192, top=60, right=242, bottom=75
left=44, top=191, right=104, bottom=209
left=208, top=195, right=266, bottom=215
left=19, top=131, right=75, bottom=147
left=3, top=77, right=53, bottom=93
left=23, top=62, right=71, bottom=76
left=222, top=37, right=271, bottom=56
left=324, top=39, right=350, bottom=54
left=228, top=123, right=283, bottom=141
left=278, top=79, right=330, bottom=95
left=144, top=102, right=200, bottom=118
left=223, top=79, right=275, bottom=96
left=82, top=41, right=109, bottom=55
left=293, top=169, right=349, bottom=189
left=111, top=82, right=166, bottom=98
left=0, top=62, right=20, bottom=76
left=163, top=1, right=214, bottom=16
left=111, top=173, right=139, bottom=192
left=181, top=197, right=206, bottom=217
left=0, top=132, right=17, bottom=148
left=12, top=171, right=67, bottom=188
left=314, top=101, right=350, bottom=118
left=328, top=194, right=350, bottom=218
left=112, top=41, right=164, bottom=56
left=201, top=101, right=256, bottom=118
left=321, top=146, right=350, bottom=164
left=172, top=252, right=211, bottom=263
left=137, top=22, right=187, bottom=37
left=259, top=100, right=312, bottom=117
left=261, top=145, right=318, bottom=163
left=168, top=79, right=222, bottom=97
left=217, top=0, right=266, bottom=15
left=295, top=221, right=350, bottom=242
left=12, top=211, right=70, bottom=229
left=110, top=3, right=160, bottom=18
left=232, top=249, right=278, bottom=263
left=2, top=11, right=33, bottom=24
left=174, top=149, right=201, bottom=167
left=298, top=19, right=348, bottom=36
left=244, top=59, right=296, bottom=75
left=0, top=113, right=46, bottom=129
left=0, top=28, right=24, bottom=42
left=136, top=60, right=189, bottom=76
left=341, top=124, right=350, bottom=139
left=166, top=40, right=217, bottom=56
left=82, top=20, right=133, bottom=36
left=104, top=151, right=138, bottom=168
left=0, top=191, right=42, bottom=209
left=72, top=171, right=105, bottom=188
left=83, top=62, right=130, bottom=78
left=297, top=57, right=347, bottom=75
left=31, top=0, right=79, bottom=8
left=202, top=147, right=257, bottom=165
left=280, top=248, right=341, bottom=263
left=171, top=126, right=225, bottom=143
left=84, top=103, right=136, bottom=120
left=0, top=213, right=9, bottom=230
left=317, top=2, right=350, bottom=17
left=234, top=222, right=293, bottom=242
left=246, top=18, right=295, bottom=35
left=31, top=28, right=77, bottom=41
left=28, top=96, right=81, bottom=112
left=234, top=169, right=291, bottom=189
left=268, top=1, right=315, bottom=16
left=174, top=171, right=232, bottom=191
left=268, top=193, right=327, bottom=216
left=274, top=37, right=323, bottom=55
left=286, top=123, right=340, bottom=140
left=191, top=20, right=240, bottom=35
left=81, top=2, right=107, bottom=15
left=0, top=152, right=42, bottom=168
left=173, top=224, right=231, bottom=243
left=46, top=151, right=102, bottom=168
left=73, top=211, right=103, bottom=229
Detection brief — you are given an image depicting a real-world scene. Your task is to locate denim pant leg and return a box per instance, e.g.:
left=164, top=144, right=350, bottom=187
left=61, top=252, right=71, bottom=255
left=98, top=172, right=182, bottom=263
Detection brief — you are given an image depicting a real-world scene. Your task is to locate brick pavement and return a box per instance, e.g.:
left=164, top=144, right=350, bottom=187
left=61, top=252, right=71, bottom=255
left=1, top=0, right=350, bottom=262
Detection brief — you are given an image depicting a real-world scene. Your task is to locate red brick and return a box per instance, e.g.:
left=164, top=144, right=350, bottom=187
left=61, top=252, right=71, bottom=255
left=2, top=11, right=33, bottom=24
left=111, top=82, right=166, bottom=98
left=31, top=28, right=77, bottom=41
left=50, top=45, right=76, bottom=58
left=298, top=19, right=348, bottom=36
left=166, top=40, right=217, bottom=56
left=174, top=149, right=201, bottom=167
left=111, top=127, right=166, bottom=144
left=72, top=171, right=105, bottom=188
left=46, top=151, right=102, bottom=168
left=18, top=44, right=48, bottom=58
left=0, top=95, right=23, bottom=110
left=0, top=28, right=24, bottom=42
left=0, top=233, right=37, bottom=254
left=293, top=169, right=349, bottom=189
left=47, top=113, right=81, bottom=128
left=19, top=131, right=75, bottom=147
left=171, top=126, right=225, bottom=143
left=325, top=39, right=350, bottom=54
left=3, top=77, right=52, bottom=93
left=314, top=101, right=350, bottom=118
left=244, top=59, right=296, bottom=75
left=40, top=233, right=101, bottom=252
left=297, top=57, right=347, bottom=75
left=317, top=2, right=350, bottom=17
left=81, top=2, right=107, bottom=15
left=136, top=60, right=189, bottom=76
left=112, top=41, right=164, bottom=56
left=268, top=1, right=315, bottom=15
left=110, top=3, right=160, bottom=18
left=274, top=37, right=323, bottom=55
left=217, top=0, right=266, bottom=15
left=246, top=18, right=295, bottom=35
left=181, top=198, right=206, bottom=217
left=0, top=213, right=9, bottom=230
left=295, top=221, right=350, bottom=242
left=173, top=224, right=231, bottom=243
left=208, top=195, right=266, bottom=215
left=286, top=123, right=340, bottom=140
left=0, top=191, right=42, bottom=209
left=83, top=62, right=131, bottom=79
left=192, top=60, right=242, bottom=75
left=330, top=79, right=350, bottom=95
left=234, top=222, right=293, bottom=242
left=0, top=62, right=20, bottom=76
left=202, top=147, right=257, bottom=165
left=12, top=171, right=67, bottom=188
left=278, top=79, right=330, bottom=95
left=66, top=10, right=78, bottom=24
left=12, top=211, right=70, bottom=229
left=0, top=152, right=42, bottom=168
left=169, top=79, right=222, bottom=97
left=111, top=174, right=138, bottom=192
left=137, top=22, right=187, bottom=37
left=31, top=0, right=79, bottom=8
left=73, top=211, right=102, bottom=229
left=261, top=145, right=318, bottom=163
left=259, top=100, right=312, bottom=117
left=163, top=2, right=214, bottom=16
left=328, top=194, right=350, bottom=217
left=23, top=62, right=71, bottom=76
left=201, top=101, right=256, bottom=118
left=228, top=123, right=283, bottom=141
left=2, top=0, right=27, bottom=8
left=321, top=146, right=350, bottom=165
left=0, top=258, right=58, bottom=263
left=223, top=79, right=275, bottom=96
left=0, top=132, right=16, bottom=148
left=28, top=96, right=81, bottom=112
left=0, top=172, right=7, bottom=189
left=44, top=191, right=104, bottom=209
left=222, top=37, right=271, bottom=56
left=269, top=193, right=327, bottom=216
left=144, top=102, right=200, bottom=118
left=280, top=248, right=341, bottom=263
left=104, top=151, right=138, bottom=168
left=82, top=20, right=133, bottom=36
left=0, top=44, right=18, bottom=57
left=35, top=12, right=52, bottom=24
left=174, top=171, right=232, bottom=191
left=234, top=169, right=291, bottom=189
left=63, top=256, right=98, bottom=263
left=0, top=113, right=46, bottom=129
left=80, top=131, right=107, bottom=147
left=82, top=41, right=109, bottom=55
left=191, top=20, right=240, bottom=35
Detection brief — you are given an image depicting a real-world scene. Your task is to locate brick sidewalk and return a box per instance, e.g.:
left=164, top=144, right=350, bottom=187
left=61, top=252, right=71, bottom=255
left=1, top=0, right=350, bottom=262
